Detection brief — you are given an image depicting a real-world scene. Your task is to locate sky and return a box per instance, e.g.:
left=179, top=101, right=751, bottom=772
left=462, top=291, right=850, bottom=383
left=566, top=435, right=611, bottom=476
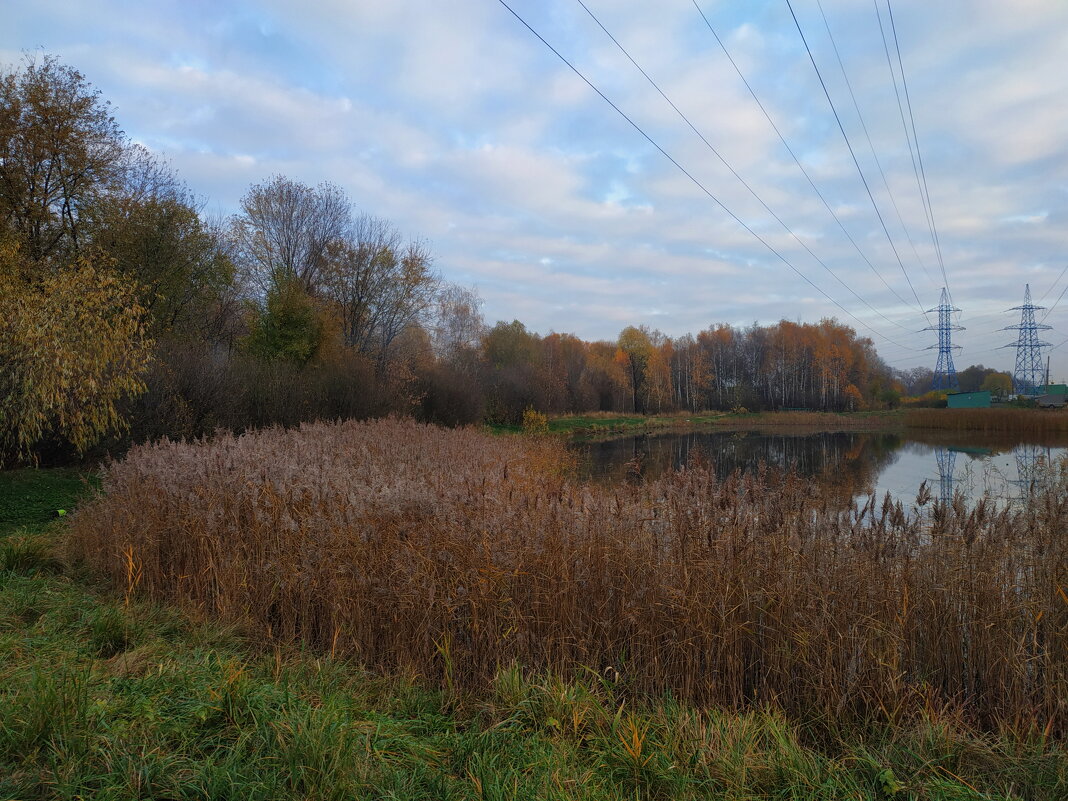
left=6, top=0, right=1068, bottom=377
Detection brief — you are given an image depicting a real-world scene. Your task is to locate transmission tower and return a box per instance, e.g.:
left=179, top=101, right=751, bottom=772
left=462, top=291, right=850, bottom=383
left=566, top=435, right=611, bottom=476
left=1001, top=284, right=1051, bottom=395
left=924, top=287, right=963, bottom=390
left=934, top=447, right=957, bottom=505
left=1011, top=444, right=1051, bottom=500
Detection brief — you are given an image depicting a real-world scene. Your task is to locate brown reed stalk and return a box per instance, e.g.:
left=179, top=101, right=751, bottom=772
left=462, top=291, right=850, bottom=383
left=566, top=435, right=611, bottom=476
left=906, top=408, right=1068, bottom=435
left=68, top=418, right=1068, bottom=733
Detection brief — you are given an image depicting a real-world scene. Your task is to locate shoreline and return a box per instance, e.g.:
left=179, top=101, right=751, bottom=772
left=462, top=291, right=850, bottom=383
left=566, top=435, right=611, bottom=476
left=498, top=408, right=1068, bottom=442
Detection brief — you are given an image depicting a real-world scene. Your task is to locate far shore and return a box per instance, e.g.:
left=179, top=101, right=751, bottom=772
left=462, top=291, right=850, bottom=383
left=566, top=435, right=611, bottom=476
left=487, top=407, right=1068, bottom=441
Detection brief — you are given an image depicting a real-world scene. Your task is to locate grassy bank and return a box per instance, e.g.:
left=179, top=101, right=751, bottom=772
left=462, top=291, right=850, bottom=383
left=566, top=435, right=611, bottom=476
left=485, top=412, right=724, bottom=437
left=488, top=410, right=906, bottom=439
left=2, top=472, right=1066, bottom=798
left=496, top=408, right=1068, bottom=441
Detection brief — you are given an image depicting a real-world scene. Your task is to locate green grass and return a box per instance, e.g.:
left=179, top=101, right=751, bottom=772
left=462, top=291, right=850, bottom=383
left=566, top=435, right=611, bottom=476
left=1, top=469, right=1066, bottom=799
left=487, top=412, right=739, bottom=437
left=486, top=415, right=633, bottom=435
left=488, top=410, right=907, bottom=440
left=0, top=468, right=97, bottom=535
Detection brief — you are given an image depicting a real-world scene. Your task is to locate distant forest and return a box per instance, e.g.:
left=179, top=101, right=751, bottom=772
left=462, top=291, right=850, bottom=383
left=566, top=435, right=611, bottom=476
left=0, top=56, right=1008, bottom=465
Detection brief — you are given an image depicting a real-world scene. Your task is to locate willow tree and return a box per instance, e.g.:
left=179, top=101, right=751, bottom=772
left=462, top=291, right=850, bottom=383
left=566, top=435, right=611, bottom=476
left=0, top=239, right=151, bottom=462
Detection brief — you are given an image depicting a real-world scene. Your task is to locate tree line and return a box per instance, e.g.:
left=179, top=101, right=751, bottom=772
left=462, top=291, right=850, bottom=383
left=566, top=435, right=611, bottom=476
left=1, top=55, right=991, bottom=465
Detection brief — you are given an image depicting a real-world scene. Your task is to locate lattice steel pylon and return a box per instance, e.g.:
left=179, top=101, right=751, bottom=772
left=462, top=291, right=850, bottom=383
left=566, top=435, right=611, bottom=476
left=924, top=287, right=964, bottom=391
left=1012, top=444, right=1050, bottom=499
left=1001, top=284, right=1051, bottom=395
left=934, top=447, right=957, bottom=505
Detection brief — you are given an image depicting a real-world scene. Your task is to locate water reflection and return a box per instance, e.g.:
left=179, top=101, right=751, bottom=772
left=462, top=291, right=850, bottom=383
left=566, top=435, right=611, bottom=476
left=574, top=430, right=1067, bottom=508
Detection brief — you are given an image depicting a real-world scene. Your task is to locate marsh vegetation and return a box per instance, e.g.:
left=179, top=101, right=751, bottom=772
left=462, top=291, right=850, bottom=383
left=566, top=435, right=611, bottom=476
left=69, top=418, right=1068, bottom=736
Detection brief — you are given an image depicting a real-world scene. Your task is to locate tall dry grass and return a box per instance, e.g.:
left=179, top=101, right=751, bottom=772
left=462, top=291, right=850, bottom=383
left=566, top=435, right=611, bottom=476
left=69, top=418, right=1068, bottom=732
left=906, top=407, right=1068, bottom=434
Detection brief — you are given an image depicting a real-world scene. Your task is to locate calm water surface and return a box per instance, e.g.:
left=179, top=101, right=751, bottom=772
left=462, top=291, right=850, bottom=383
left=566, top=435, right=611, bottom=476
left=575, top=430, right=1068, bottom=507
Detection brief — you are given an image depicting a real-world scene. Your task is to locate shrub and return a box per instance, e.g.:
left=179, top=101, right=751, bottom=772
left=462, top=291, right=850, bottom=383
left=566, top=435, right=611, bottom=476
left=521, top=407, right=549, bottom=435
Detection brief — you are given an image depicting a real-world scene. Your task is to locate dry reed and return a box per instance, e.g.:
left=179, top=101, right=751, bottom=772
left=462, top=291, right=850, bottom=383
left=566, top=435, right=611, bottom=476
left=69, top=418, right=1068, bottom=732
left=906, top=408, right=1068, bottom=435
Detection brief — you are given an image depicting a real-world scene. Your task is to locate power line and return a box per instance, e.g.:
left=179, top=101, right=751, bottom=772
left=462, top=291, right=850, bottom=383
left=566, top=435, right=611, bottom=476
left=784, top=0, right=931, bottom=324
left=1040, top=266, right=1068, bottom=322
left=884, top=0, right=952, bottom=302
left=1041, top=285, right=1068, bottom=322
left=494, top=0, right=923, bottom=352
left=689, top=0, right=922, bottom=316
left=872, top=0, right=944, bottom=310
left=815, top=0, right=937, bottom=289
left=1037, top=263, right=1068, bottom=302
left=572, top=0, right=917, bottom=334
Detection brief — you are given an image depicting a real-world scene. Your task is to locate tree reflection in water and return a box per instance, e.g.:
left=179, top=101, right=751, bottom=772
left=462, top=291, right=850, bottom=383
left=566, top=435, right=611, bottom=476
left=576, top=430, right=1068, bottom=509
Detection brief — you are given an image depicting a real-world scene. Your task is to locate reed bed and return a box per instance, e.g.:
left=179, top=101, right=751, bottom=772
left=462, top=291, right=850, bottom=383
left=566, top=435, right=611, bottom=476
left=906, top=407, right=1068, bottom=434
left=69, top=418, right=1068, bottom=733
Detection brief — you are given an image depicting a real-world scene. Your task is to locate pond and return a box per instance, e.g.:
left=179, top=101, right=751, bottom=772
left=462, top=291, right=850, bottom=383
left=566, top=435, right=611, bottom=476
left=574, top=429, right=1068, bottom=507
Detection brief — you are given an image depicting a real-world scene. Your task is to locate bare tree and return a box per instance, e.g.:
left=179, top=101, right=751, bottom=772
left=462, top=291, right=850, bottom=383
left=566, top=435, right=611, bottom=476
left=320, top=214, right=438, bottom=369
left=230, top=175, right=350, bottom=294
left=432, top=283, right=485, bottom=371
left=322, top=213, right=399, bottom=352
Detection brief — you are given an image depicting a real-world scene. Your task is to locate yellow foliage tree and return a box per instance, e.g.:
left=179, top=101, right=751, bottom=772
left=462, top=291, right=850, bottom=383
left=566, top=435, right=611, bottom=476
left=0, top=240, right=152, bottom=461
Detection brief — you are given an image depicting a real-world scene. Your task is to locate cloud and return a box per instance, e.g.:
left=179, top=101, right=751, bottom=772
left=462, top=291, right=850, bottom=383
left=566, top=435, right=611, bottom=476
left=6, top=0, right=1068, bottom=374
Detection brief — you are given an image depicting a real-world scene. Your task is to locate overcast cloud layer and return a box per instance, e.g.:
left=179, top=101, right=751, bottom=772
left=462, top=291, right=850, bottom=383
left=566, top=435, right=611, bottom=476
left=6, top=0, right=1068, bottom=376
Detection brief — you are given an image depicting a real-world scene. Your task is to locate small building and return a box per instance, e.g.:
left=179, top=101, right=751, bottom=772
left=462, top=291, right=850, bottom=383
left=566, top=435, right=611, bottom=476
left=947, top=390, right=992, bottom=409
left=1040, top=383, right=1068, bottom=396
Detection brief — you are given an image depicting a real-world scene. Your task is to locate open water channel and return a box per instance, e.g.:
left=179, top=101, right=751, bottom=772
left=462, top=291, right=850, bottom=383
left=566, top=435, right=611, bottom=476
left=575, top=429, right=1068, bottom=507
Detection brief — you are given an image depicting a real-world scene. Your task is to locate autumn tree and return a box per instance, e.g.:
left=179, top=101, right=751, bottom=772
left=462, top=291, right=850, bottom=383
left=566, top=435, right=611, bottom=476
left=0, top=55, right=128, bottom=265
left=696, top=325, right=735, bottom=409
left=981, top=371, right=1013, bottom=399
left=843, top=383, right=864, bottom=411
left=895, top=366, right=935, bottom=397
left=671, top=334, right=712, bottom=412
left=955, top=364, right=1013, bottom=395
left=617, top=326, right=655, bottom=413
left=87, top=149, right=235, bottom=338
left=585, top=340, right=631, bottom=411
left=540, top=332, right=596, bottom=411
left=481, top=320, right=545, bottom=423
left=645, top=331, right=674, bottom=413
left=408, top=285, right=486, bottom=425
left=0, top=56, right=158, bottom=461
left=0, top=238, right=151, bottom=462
